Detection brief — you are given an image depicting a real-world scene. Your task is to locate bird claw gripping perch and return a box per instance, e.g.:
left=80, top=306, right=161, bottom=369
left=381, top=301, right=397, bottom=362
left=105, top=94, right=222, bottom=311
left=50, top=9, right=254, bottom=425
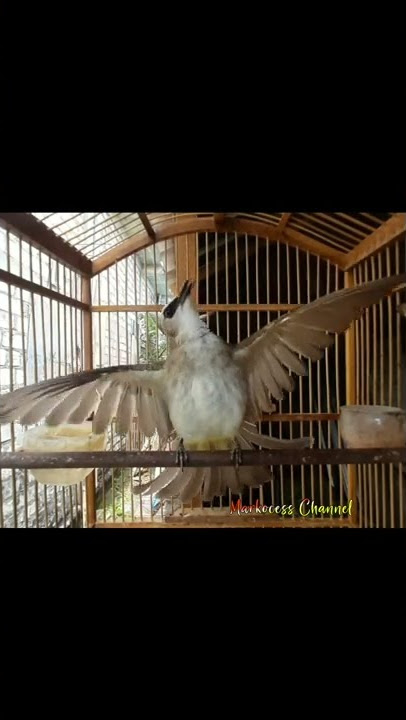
left=230, top=440, right=243, bottom=469
left=176, top=438, right=188, bottom=472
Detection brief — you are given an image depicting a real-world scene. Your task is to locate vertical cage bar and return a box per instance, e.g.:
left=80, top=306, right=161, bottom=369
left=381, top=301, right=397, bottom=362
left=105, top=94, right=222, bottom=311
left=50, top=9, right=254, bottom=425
left=386, top=248, right=394, bottom=406
left=316, top=254, right=323, bottom=506
left=363, top=260, right=374, bottom=527
left=215, top=232, right=219, bottom=336
left=296, top=247, right=305, bottom=499
left=38, top=255, right=50, bottom=525
left=19, top=237, right=29, bottom=527
left=70, top=271, right=74, bottom=375
left=107, top=267, right=111, bottom=367
left=344, top=269, right=358, bottom=526
left=98, top=273, right=102, bottom=368
left=205, top=232, right=209, bottom=310
left=395, top=240, right=404, bottom=528
left=335, top=265, right=344, bottom=515
left=63, top=269, right=70, bottom=527
left=325, top=261, right=333, bottom=508
left=116, top=261, right=120, bottom=366
left=235, top=233, right=240, bottom=343
left=277, top=240, right=284, bottom=506
left=7, top=231, right=18, bottom=527
left=266, top=237, right=274, bottom=506
left=254, top=236, right=260, bottom=507
left=395, top=241, right=401, bottom=408
left=364, top=260, right=370, bottom=405
left=371, top=257, right=380, bottom=527
left=355, top=265, right=369, bottom=527
left=29, top=243, right=40, bottom=526
left=225, top=232, right=230, bottom=344
left=49, top=268, right=58, bottom=525
left=285, top=245, right=295, bottom=507
left=82, top=275, right=96, bottom=528
left=125, top=258, right=129, bottom=363
left=376, top=253, right=387, bottom=526
left=61, top=485, right=67, bottom=528
left=386, top=247, right=395, bottom=528
left=358, top=264, right=365, bottom=405
left=245, top=234, right=250, bottom=339
left=74, top=302, right=79, bottom=374
left=153, top=241, right=162, bottom=517
left=57, top=266, right=61, bottom=379
left=307, top=251, right=315, bottom=502
left=370, top=257, right=378, bottom=404
left=255, top=236, right=260, bottom=331
left=378, top=253, right=384, bottom=405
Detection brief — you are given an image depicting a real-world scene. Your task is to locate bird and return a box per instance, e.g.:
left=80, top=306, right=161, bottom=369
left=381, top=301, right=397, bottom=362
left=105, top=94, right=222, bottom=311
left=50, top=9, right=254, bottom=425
left=397, top=303, right=406, bottom=318
left=1, top=273, right=406, bottom=502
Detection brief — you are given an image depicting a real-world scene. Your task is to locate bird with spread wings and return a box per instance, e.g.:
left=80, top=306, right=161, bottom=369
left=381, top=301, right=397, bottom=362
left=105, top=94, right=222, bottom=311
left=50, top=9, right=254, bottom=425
left=1, top=273, right=405, bottom=501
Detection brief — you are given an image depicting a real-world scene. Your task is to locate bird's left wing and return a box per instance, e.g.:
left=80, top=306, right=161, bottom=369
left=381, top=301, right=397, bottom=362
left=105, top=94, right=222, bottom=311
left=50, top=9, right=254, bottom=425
left=233, top=273, right=406, bottom=420
left=0, top=363, right=172, bottom=438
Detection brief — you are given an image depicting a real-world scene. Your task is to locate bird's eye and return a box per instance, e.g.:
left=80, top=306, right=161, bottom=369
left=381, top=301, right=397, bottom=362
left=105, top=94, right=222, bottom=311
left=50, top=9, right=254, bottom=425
left=163, top=300, right=177, bottom=319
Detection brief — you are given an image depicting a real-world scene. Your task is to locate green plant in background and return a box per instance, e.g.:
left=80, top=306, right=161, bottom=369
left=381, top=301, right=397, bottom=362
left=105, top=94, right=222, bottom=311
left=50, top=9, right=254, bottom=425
left=97, top=466, right=160, bottom=522
left=137, top=312, right=168, bottom=363
left=96, top=312, right=167, bottom=520
left=101, top=468, right=132, bottom=521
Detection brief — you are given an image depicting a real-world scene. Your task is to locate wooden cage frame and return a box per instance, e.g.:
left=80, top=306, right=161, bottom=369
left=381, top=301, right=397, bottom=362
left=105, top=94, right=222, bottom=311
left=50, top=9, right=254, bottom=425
left=0, top=212, right=405, bottom=528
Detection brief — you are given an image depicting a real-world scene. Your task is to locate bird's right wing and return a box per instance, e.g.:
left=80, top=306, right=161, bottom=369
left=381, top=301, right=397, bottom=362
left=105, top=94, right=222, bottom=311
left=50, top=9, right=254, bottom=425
left=0, top=363, right=172, bottom=438
left=233, top=273, right=406, bottom=420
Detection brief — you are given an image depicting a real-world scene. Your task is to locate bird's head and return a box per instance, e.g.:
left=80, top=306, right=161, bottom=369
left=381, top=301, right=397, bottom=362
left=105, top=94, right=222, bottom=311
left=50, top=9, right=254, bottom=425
left=158, top=280, right=200, bottom=339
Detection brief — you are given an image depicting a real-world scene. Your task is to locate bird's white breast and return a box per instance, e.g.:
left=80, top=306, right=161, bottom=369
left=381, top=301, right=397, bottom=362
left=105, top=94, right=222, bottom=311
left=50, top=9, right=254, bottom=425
left=165, top=333, right=247, bottom=444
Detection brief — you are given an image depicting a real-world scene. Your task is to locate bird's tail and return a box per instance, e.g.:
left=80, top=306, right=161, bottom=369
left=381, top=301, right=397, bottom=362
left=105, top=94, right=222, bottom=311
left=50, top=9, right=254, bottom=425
left=134, top=423, right=313, bottom=503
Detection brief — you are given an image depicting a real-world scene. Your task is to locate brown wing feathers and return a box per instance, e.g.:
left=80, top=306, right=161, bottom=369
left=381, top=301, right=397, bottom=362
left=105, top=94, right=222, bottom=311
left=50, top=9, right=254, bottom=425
left=235, top=273, right=406, bottom=417
left=0, top=363, right=169, bottom=437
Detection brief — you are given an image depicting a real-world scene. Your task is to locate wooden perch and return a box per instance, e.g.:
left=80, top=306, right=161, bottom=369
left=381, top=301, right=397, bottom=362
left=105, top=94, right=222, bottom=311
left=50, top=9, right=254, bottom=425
left=1, top=448, right=405, bottom=469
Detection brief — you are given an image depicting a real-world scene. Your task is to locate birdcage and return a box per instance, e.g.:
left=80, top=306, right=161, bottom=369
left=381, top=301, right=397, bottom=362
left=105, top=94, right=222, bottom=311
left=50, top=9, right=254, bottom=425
left=0, top=212, right=405, bottom=528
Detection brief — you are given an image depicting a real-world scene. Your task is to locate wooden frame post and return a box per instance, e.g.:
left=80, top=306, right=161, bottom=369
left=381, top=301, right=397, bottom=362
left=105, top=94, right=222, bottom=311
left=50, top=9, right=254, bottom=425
left=175, top=234, right=197, bottom=302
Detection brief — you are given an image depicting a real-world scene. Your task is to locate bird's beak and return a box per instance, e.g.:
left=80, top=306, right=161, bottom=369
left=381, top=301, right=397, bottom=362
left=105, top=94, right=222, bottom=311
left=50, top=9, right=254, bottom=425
left=178, top=279, right=194, bottom=305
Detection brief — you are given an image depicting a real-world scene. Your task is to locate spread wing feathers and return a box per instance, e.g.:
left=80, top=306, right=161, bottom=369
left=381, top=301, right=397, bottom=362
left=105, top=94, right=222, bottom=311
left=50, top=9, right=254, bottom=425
left=135, top=388, right=158, bottom=438
left=115, top=386, right=135, bottom=436
left=179, top=468, right=207, bottom=503
left=143, top=463, right=273, bottom=503
left=19, top=395, right=68, bottom=427
left=67, top=383, right=100, bottom=424
left=239, top=421, right=312, bottom=450
left=152, top=394, right=173, bottom=440
left=133, top=467, right=180, bottom=497
left=91, top=380, right=125, bottom=434
left=134, top=423, right=312, bottom=502
left=234, top=273, right=406, bottom=418
left=160, top=468, right=198, bottom=500
left=138, top=464, right=266, bottom=503
left=0, top=363, right=171, bottom=438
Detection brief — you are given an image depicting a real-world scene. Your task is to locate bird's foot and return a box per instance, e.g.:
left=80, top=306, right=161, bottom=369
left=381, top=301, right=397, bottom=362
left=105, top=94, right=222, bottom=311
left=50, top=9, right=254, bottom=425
left=176, top=438, right=188, bottom=472
left=230, top=440, right=243, bottom=469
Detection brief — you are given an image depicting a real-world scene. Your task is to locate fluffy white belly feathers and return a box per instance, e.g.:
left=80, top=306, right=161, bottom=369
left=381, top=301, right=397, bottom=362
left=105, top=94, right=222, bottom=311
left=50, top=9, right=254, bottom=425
left=166, top=336, right=247, bottom=444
